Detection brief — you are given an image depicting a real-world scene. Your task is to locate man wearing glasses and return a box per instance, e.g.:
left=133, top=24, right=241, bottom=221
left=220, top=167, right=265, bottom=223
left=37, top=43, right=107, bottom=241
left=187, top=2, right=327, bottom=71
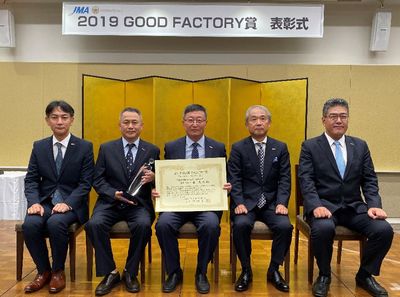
left=155, top=104, right=231, bottom=294
left=298, top=98, right=393, bottom=297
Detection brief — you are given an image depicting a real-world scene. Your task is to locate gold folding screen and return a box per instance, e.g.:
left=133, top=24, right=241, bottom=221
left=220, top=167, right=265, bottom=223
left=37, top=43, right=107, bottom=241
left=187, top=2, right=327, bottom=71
left=83, top=75, right=307, bottom=216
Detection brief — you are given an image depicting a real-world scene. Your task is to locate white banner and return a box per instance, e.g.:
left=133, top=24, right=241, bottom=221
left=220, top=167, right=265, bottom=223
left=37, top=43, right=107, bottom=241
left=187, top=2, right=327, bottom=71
left=62, top=3, right=324, bottom=38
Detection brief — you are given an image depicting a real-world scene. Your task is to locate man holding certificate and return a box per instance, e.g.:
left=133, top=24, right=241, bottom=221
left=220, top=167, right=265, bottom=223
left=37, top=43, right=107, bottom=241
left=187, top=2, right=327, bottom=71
left=228, top=105, right=293, bottom=293
left=85, top=107, right=160, bottom=296
left=154, top=104, right=231, bottom=294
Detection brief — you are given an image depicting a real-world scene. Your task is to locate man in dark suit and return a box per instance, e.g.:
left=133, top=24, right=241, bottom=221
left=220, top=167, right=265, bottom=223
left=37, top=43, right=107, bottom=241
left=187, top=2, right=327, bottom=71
left=155, top=104, right=231, bottom=294
left=23, top=100, right=94, bottom=294
left=85, top=107, right=160, bottom=296
left=298, top=98, right=393, bottom=297
left=228, top=105, right=292, bottom=293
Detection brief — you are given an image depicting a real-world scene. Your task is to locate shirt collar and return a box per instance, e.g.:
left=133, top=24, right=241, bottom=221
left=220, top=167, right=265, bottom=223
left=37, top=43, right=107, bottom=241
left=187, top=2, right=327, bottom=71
left=251, top=136, right=268, bottom=145
left=52, top=133, right=71, bottom=147
left=122, top=137, right=140, bottom=148
left=324, top=132, right=345, bottom=147
left=186, top=135, right=205, bottom=148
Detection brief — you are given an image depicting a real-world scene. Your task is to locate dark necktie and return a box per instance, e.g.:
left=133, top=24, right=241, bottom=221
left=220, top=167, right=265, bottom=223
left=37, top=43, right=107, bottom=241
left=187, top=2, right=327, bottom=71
left=126, top=143, right=136, bottom=178
left=191, top=142, right=199, bottom=159
left=52, top=142, right=64, bottom=205
left=256, top=142, right=266, bottom=208
left=334, top=141, right=346, bottom=178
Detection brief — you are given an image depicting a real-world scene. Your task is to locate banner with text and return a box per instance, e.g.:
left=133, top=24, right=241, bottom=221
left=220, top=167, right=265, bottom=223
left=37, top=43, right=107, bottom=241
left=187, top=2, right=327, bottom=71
left=62, top=3, right=324, bottom=37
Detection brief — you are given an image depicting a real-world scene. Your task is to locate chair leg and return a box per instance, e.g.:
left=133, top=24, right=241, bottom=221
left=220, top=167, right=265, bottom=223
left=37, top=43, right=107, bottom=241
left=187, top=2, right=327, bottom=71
left=86, top=233, right=93, bottom=281
left=294, top=228, right=300, bottom=264
left=231, top=236, right=237, bottom=283
left=359, top=238, right=365, bottom=261
left=69, top=233, right=76, bottom=282
left=284, top=249, right=290, bottom=283
left=308, top=241, right=314, bottom=284
left=213, top=241, right=219, bottom=283
left=16, top=230, right=24, bottom=281
left=161, top=251, right=166, bottom=285
left=148, top=238, right=152, bottom=264
left=140, top=248, right=145, bottom=283
left=337, top=240, right=343, bottom=264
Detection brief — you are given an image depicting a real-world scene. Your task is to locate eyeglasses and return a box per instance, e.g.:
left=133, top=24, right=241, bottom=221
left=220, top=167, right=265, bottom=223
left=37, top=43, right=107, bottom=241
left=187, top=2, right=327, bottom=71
left=184, top=118, right=206, bottom=125
left=326, top=113, right=349, bottom=121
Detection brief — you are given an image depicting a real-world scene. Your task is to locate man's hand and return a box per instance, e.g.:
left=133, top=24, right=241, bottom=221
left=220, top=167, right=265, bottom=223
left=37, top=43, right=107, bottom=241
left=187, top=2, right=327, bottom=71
left=27, top=203, right=44, bottom=216
left=368, top=207, right=387, bottom=220
left=234, top=204, right=248, bottom=215
left=313, top=206, right=332, bottom=218
left=52, top=203, right=72, bottom=214
left=223, top=183, right=232, bottom=193
left=151, top=189, right=160, bottom=199
left=141, top=168, right=155, bottom=184
left=276, top=204, right=288, bottom=215
left=115, top=191, right=137, bottom=205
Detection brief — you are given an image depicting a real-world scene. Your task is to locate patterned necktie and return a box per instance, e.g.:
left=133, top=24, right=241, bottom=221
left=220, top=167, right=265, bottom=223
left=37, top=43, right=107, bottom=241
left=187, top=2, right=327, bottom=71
left=256, top=142, right=266, bottom=208
left=52, top=142, right=64, bottom=205
left=126, top=143, right=136, bottom=178
left=191, top=142, right=199, bottom=159
left=334, top=141, right=346, bottom=178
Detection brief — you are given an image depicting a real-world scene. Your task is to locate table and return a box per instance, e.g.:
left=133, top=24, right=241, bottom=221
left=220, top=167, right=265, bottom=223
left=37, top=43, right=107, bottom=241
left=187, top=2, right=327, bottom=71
left=0, top=171, right=27, bottom=220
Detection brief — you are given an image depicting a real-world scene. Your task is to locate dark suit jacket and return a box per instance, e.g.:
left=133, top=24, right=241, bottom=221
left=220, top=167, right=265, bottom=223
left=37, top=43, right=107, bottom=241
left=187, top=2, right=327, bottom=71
left=298, top=133, right=382, bottom=217
left=24, top=134, right=94, bottom=224
left=93, top=138, right=160, bottom=222
left=228, top=136, right=291, bottom=212
left=164, top=136, right=226, bottom=160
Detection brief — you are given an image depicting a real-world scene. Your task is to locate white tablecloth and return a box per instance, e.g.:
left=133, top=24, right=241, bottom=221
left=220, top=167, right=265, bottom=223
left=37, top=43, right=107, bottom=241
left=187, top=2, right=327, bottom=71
left=0, top=171, right=27, bottom=220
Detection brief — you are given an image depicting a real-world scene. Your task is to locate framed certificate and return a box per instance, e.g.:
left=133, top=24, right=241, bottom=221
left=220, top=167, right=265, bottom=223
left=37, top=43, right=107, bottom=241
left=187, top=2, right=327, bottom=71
left=155, top=157, right=228, bottom=212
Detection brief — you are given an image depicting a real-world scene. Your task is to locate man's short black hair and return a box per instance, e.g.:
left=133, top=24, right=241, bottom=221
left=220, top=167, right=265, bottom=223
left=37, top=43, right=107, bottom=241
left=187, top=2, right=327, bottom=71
left=183, top=104, right=207, bottom=119
left=45, top=100, right=75, bottom=117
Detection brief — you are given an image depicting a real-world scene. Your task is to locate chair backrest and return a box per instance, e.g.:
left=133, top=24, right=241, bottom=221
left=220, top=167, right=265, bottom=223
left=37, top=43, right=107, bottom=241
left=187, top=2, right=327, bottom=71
left=294, top=164, right=304, bottom=216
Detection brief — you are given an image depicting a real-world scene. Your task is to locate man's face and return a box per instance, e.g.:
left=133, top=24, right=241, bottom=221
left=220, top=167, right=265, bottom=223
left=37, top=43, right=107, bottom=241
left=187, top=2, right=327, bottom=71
left=46, top=107, right=74, bottom=140
left=119, top=111, right=143, bottom=142
left=322, top=105, right=349, bottom=140
left=246, top=107, right=271, bottom=140
left=182, top=110, right=207, bottom=141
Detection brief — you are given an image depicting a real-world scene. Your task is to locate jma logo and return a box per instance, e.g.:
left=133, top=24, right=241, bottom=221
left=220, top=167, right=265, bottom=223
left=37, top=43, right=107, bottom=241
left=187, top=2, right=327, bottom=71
left=72, top=6, right=89, bottom=14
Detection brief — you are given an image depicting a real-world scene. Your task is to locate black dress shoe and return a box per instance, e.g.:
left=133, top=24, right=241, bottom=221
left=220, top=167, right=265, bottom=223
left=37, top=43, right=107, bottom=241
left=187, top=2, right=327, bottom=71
left=235, top=269, right=253, bottom=292
left=267, top=270, right=289, bottom=292
left=195, top=273, right=210, bottom=294
left=162, top=269, right=183, bottom=293
left=312, top=276, right=331, bottom=297
left=95, top=272, right=121, bottom=296
left=356, top=275, right=388, bottom=297
left=122, top=271, right=140, bottom=293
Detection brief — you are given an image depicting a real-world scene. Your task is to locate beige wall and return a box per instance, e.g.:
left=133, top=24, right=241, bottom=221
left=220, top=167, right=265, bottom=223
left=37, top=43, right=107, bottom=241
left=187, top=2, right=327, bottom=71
left=1, top=63, right=400, bottom=172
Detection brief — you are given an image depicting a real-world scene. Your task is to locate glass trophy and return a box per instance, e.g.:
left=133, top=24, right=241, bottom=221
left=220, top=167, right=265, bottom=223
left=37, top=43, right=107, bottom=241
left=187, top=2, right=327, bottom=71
left=122, top=158, right=155, bottom=204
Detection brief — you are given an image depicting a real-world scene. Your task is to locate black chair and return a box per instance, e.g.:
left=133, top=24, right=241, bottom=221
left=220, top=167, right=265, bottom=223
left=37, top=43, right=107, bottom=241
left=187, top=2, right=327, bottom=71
left=161, top=222, right=219, bottom=284
left=230, top=221, right=290, bottom=283
left=85, top=220, right=151, bottom=283
left=293, top=164, right=365, bottom=283
left=15, top=222, right=83, bottom=282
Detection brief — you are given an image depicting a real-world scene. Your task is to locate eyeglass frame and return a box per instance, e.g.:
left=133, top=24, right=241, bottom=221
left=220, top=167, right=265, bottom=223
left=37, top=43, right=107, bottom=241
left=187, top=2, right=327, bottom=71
left=183, top=118, right=207, bottom=125
left=325, top=113, right=349, bottom=121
